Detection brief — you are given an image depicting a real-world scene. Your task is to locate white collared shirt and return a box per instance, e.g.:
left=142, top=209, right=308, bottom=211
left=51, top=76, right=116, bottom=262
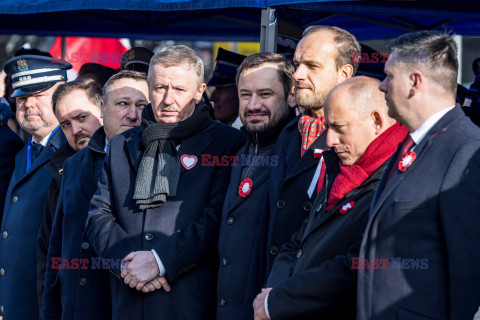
left=410, top=105, right=455, bottom=149
left=32, top=131, right=53, bottom=146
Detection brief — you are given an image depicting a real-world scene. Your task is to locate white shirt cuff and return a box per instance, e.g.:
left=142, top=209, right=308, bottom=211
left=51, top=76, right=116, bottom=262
left=151, top=249, right=166, bottom=276
left=264, top=292, right=271, bottom=319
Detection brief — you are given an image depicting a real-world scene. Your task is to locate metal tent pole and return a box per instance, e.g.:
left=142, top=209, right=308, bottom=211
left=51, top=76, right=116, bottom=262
left=260, top=7, right=278, bottom=53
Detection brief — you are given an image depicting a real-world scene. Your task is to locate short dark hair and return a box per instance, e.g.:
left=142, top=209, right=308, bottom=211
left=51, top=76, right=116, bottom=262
left=103, top=70, right=148, bottom=103
left=236, top=52, right=294, bottom=98
left=52, top=78, right=102, bottom=113
left=387, top=30, right=458, bottom=93
left=303, top=25, right=361, bottom=75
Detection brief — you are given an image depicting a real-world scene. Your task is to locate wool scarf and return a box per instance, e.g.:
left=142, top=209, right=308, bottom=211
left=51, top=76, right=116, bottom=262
left=326, top=123, right=408, bottom=211
left=133, top=103, right=211, bottom=210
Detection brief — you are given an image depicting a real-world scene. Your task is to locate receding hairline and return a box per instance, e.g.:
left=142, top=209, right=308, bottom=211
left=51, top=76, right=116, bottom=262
left=325, top=76, right=386, bottom=120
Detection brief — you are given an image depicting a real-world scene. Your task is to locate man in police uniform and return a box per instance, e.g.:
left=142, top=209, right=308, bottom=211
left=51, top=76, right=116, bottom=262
left=0, top=55, right=71, bottom=319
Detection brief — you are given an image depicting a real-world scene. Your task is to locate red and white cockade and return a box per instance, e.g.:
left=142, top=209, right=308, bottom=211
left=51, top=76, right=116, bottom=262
left=398, top=151, right=416, bottom=172
left=238, top=178, right=253, bottom=198
left=339, top=201, right=355, bottom=214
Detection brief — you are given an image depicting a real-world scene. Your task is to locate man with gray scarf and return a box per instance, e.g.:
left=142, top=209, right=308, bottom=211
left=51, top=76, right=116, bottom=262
left=86, top=45, right=245, bottom=320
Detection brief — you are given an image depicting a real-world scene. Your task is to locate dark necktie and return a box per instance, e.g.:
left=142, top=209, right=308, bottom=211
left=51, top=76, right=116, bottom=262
left=385, top=135, right=415, bottom=185
left=31, top=142, right=44, bottom=161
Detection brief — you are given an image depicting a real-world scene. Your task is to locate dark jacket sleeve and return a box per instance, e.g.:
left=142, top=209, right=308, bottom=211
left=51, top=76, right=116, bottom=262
left=266, top=219, right=364, bottom=320
left=85, top=140, right=139, bottom=277
left=439, top=141, right=480, bottom=320
left=154, top=131, right=245, bottom=282
left=37, top=178, right=60, bottom=316
left=42, top=178, right=65, bottom=320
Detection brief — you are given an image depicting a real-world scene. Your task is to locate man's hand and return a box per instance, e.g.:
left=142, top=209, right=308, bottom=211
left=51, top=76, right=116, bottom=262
left=253, top=288, right=272, bottom=320
left=121, top=251, right=160, bottom=291
left=141, top=275, right=171, bottom=293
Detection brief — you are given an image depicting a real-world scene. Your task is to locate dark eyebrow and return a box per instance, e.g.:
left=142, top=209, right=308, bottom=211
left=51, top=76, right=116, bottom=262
left=72, top=112, right=88, bottom=120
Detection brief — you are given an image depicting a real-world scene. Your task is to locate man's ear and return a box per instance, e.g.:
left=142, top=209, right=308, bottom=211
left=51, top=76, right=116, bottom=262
left=100, top=100, right=105, bottom=118
left=372, top=111, right=383, bottom=135
left=338, top=64, right=354, bottom=83
left=408, top=71, right=422, bottom=98
left=195, top=83, right=206, bottom=103
left=288, top=86, right=296, bottom=108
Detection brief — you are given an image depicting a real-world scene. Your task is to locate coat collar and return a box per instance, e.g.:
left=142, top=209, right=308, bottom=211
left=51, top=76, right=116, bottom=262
left=370, top=105, right=465, bottom=217
left=79, top=127, right=107, bottom=198
left=45, top=142, right=76, bottom=184
left=225, top=144, right=274, bottom=213
left=303, top=159, right=387, bottom=241
left=284, top=128, right=328, bottom=183
left=12, top=127, right=66, bottom=187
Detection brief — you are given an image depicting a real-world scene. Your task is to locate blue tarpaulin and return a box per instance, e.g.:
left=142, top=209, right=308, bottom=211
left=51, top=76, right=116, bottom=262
left=0, top=1, right=479, bottom=40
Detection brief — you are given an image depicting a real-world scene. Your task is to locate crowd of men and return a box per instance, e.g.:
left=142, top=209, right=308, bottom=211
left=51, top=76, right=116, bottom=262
left=0, top=26, right=480, bottom=320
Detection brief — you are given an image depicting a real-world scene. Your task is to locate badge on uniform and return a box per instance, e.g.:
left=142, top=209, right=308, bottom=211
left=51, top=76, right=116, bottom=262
left=180, top=154, right=197, bottom=170
left=339, top=201, right=355, bottom=214
left=238, top=178, right=253, bottom=198
left=398, top=151, right=416, bottom=172
left=16, top=59, right=28, bottom=71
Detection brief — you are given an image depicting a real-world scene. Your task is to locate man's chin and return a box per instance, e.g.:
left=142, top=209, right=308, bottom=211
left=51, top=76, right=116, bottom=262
left=20, top=121, right=49, bottom=132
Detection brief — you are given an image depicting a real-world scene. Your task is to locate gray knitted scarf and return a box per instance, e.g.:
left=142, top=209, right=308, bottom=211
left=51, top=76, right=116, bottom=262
left=133, top=103, right=212, bottom=209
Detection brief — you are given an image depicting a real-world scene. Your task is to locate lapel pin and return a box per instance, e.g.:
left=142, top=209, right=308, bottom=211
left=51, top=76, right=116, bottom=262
left=180, top=154, right=198, bottom=170
left=238, top=178, right=253, bottom=198
left=398, top=151, right=416, bottom=172
left=339, top=201, right=355, bottom=214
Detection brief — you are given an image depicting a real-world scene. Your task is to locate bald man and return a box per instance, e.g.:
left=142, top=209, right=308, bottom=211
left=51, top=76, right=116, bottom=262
left=253, top=76, right=409, bottom=320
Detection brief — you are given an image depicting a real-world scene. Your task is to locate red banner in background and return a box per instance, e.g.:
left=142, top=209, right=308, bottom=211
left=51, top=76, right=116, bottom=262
left=50, top=37, right=129, bottom=72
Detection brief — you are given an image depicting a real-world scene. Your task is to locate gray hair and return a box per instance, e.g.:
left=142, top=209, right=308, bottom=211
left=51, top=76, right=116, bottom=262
left=303, top=25, right=361, bottom=76
left=387, top=30, right=458, bottom=93
left=102, top=70, right=148, bottom=103
left=148, top=45, right=204, bottom=88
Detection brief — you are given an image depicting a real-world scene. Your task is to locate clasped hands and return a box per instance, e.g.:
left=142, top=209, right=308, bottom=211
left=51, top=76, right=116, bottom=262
left=120, top=251, right=171, bottom=293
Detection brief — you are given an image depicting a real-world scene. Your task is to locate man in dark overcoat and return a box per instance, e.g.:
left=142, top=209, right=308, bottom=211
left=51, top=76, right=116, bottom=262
left=42, top=70, right=149, bottom=320
left=216, top=52, right=295, bottom=320
left=86, top=45, right=245, bottom=320
left=36, top=78, right=104, bottom=313
left=358, top=31, right=480, bottom=320
left=264, top=25, right=360, bottom=280
left=253, top=76, right=408, bottom=320
left=0, top=55, right=70, bottom=319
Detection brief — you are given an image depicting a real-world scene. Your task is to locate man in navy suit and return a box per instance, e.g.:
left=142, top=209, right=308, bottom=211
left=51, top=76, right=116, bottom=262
left=358, top=30, right=480, bottom=320
left=0, top=55, right=70, bottom=319
left=86, top=46, right=245, bottom=320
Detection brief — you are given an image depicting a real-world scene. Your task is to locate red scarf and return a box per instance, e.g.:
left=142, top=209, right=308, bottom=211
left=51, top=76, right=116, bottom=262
left=298, top=113, right=326, bottom=156
left=326, top=123, right=408, bottom=211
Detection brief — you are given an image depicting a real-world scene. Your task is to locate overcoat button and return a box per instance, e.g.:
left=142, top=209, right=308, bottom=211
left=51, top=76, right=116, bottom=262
left=303, top=202, right=312, bottom=211
left=270, top=246, right=279, bottom=255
